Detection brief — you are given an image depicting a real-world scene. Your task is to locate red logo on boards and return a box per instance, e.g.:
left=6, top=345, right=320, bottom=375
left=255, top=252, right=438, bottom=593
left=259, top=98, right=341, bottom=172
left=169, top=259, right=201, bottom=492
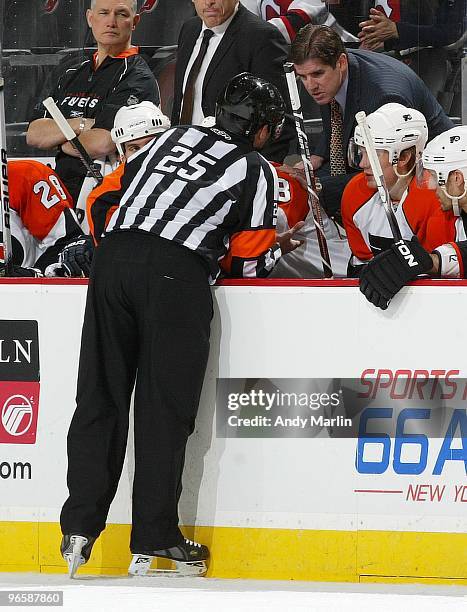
left=140, top=0, right=159, bottom=14
left=0, top=382, right=40, bottom=444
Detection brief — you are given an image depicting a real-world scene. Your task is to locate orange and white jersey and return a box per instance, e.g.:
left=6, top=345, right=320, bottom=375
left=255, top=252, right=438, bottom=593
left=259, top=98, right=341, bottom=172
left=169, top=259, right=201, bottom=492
left=341, top=172, right=452, bottom=275
left=273, top=164, right=310, bottom=228
left=86, top=164, right=125, bottom=246
left=7, top=160, right=81, bottom=269
left=420, top=206, right=466, bottom=248
left=422, top=207, right=467, bottom=278
left=271, top=166, right=351, bottom=278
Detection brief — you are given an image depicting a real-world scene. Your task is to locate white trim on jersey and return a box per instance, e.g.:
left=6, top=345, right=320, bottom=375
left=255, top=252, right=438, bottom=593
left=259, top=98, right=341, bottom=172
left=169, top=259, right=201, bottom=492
left=349, top=189, right=415, bottom=267
left=455, top=217, right=467, bottom=242
left=433, top=244, right=460, bottom=278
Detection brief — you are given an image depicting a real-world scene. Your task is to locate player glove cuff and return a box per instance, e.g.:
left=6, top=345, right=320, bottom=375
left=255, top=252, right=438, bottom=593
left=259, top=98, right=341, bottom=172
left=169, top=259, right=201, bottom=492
left=59, top=234, right=95, bottom=277
left=359, top=237, right=433, bottom=310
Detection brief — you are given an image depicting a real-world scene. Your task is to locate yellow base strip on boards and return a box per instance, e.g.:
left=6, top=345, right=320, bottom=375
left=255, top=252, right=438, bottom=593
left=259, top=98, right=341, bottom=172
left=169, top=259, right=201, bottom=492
left=360, top=576, right=467, bottom=586
left=357, top=530, right=467, bottom=581
left=0, top=522, right=465, bottom=584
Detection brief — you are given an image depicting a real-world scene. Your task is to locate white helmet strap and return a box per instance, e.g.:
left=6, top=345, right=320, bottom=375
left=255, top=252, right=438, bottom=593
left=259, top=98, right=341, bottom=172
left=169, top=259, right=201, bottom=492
left=393, top=161, right=416, bottom=179
left=441, top=184, right=467, bottom=217
left=116, top=141, right=125, bottom=159
left=393, top=146, right=417, bottom=179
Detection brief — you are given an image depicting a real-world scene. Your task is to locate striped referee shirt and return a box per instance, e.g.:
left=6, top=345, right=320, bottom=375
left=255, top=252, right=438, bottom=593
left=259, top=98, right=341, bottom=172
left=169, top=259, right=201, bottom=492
left=98, top=125, right=280, bottom=283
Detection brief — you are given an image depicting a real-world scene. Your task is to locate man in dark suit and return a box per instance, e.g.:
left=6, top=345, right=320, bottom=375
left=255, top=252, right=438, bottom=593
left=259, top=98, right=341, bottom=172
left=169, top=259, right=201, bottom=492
left=290, top=24, right=453, bottom=218
left=172, top=0, right=294, bottom=162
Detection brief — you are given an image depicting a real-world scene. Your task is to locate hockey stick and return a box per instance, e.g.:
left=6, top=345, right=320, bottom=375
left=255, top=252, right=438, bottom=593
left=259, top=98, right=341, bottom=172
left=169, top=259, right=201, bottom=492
left=284, top=62, right=333, bottom=278
left=42, top=97, right=103, bottom=184
left=0, top=76, right=13, bottom=275
left=355, top=111, right=402, bottom=241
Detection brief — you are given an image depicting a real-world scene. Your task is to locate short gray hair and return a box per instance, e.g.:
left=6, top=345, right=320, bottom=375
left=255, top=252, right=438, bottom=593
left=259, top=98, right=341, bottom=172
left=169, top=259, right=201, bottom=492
left=90, top=0, right=138, bottom=13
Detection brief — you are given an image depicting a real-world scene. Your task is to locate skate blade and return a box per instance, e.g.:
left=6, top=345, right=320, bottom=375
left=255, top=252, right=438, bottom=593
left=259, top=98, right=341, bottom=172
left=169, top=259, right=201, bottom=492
left=63, top=552, right=85, bottom=579
left=64, top=536, right=88, bottom=579
left=129, top=555, right=207, bottom=577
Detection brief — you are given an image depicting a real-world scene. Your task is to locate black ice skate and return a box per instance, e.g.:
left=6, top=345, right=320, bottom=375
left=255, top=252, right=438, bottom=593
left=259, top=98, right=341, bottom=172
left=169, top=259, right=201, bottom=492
left=128, top=538, right=209, bottom=577
left=60, top=534, right=96, bottom=579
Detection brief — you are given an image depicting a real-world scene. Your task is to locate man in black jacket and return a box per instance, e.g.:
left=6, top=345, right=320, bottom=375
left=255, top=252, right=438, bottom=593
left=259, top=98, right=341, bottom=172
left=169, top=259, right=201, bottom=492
left=172, top=0, right=294, bottom=162
left=27, top=0, right=160, bottom=205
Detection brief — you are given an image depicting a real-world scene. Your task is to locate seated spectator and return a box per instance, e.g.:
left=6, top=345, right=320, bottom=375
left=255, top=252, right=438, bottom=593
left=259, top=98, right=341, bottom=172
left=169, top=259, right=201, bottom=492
left=240, top=0, right=359, bottom=43
left=359, top=1, right=465, bottom=52
left=359, top=125, right=467, bottom=309
left=0, top=160, right=85, bottom=278
left=26, top=0, right=160, bottom=206
left=171, top=0, right=295, bottom=162
left=341, top=102, right=448, bottom=276
left=290, top=24, right=453, bottom=220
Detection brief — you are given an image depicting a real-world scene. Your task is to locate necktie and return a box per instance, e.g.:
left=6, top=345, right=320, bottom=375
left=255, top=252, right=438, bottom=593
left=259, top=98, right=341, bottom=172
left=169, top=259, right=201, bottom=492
left=180, top=29, right=214, bottom=125
left=329, top=98, right=346, bottom=176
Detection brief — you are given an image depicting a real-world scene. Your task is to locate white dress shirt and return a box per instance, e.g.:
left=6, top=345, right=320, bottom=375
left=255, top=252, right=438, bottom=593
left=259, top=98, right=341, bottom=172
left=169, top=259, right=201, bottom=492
left=334, top=73, right=349, bottom=119
left=182, top=4, right=239, bottom=125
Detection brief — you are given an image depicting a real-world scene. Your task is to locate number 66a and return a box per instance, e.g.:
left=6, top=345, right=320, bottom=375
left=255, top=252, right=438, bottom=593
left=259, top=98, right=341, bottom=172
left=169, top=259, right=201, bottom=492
left=355, top=407, right=467, bottom=475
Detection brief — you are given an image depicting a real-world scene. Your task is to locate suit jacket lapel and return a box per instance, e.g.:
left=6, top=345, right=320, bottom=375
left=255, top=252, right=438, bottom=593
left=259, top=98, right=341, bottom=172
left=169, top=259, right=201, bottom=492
left=343, top=52, right=360, bottom=148
left=202, top=6, right=243, bottom=94
left=177, top=19, right=202, bottom=89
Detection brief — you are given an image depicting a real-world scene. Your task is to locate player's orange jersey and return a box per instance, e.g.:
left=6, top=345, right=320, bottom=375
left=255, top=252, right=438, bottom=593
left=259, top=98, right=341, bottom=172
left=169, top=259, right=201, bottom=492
left=342, top=173, right=453, bottom=271
left=87, top=164, right=125, bottom=245
left=4, top=160, right=84, bottom=270
left=8, top=160, right=74, bottom=240
left=272, top=163, right=309, bottom=228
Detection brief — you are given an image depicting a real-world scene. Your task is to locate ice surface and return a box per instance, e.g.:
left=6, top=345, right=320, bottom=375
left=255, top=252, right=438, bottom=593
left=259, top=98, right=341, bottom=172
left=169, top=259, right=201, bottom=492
left=0, top=574, right=465, bottom=612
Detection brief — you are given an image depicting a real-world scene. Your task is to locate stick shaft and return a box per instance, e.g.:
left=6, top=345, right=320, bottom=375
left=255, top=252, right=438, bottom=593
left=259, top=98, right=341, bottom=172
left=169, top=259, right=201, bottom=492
left=43, top=97, right=103, bottom=184
left=355, top=111, right=402, bottom=241
left=284, top=63, right=333, bottom=278
left=0, top=77, right=13, bottom=275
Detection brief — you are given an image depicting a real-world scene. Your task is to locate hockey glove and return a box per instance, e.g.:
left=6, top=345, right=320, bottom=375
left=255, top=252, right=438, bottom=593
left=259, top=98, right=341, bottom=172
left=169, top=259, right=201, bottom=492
left=0, top=264, right=43, bottom=278
left=59, top=235, right=94, bottom=277
left=359, top=237, right=433, bottom=310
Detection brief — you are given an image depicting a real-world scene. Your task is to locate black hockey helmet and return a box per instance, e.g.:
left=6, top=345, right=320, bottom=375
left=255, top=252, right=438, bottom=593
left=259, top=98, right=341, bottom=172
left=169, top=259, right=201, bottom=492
left=215, top=72, right=285, bottom=142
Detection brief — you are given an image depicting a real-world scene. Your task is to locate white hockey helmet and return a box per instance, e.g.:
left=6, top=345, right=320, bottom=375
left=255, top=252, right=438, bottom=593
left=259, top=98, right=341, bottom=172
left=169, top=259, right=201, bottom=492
left=423, top=125, right=467, bottom=185
left=111, top=101, right=171, bottom=157
left=349, top=103, right=428, bottom=170
left=422, top=125, right=467, bottom=215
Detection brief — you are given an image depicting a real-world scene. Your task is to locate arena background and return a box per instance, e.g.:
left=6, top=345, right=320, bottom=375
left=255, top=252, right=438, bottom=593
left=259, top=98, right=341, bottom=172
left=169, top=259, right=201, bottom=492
left=0, top=0, right=466, bottom=585
left=0, top=0, right=466, bottom=157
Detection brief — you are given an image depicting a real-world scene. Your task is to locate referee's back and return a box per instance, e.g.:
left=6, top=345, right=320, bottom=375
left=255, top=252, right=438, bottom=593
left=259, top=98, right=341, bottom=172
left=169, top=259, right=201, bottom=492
left=104, top=124, right=278, bottom=281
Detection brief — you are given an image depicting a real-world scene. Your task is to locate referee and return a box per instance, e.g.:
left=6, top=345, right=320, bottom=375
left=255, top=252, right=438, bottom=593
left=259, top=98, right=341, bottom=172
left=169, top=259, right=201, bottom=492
left=59, top=72, right=303, bottom=578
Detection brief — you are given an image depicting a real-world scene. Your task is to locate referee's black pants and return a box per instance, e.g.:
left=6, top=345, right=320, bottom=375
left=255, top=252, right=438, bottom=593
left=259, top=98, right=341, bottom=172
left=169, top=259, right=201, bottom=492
left=60, top=231, right=213, bottom=551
